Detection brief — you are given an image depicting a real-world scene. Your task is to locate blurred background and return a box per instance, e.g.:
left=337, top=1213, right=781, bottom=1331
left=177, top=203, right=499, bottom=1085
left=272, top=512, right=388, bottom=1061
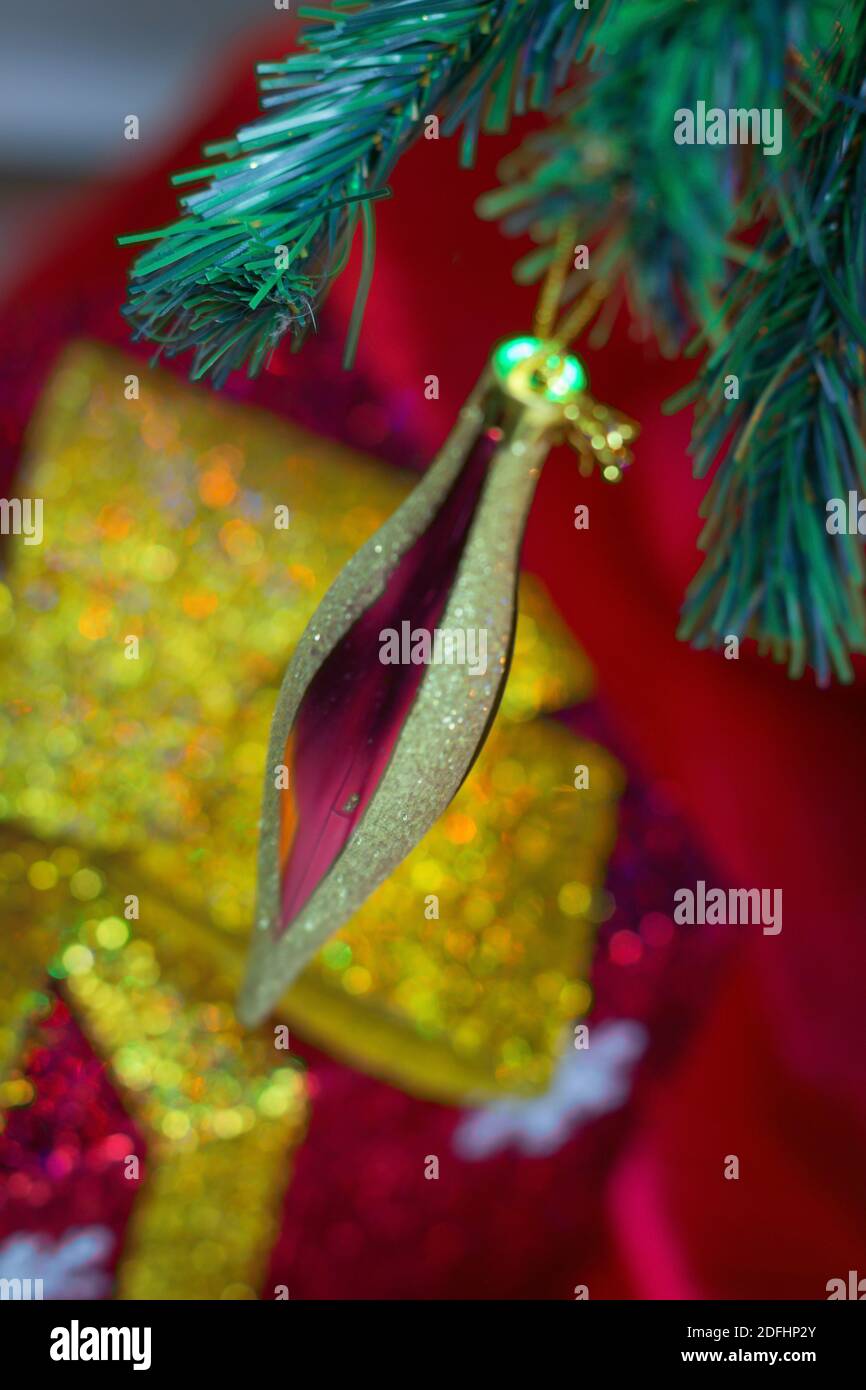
left=0, top=1, right=277, bottom=289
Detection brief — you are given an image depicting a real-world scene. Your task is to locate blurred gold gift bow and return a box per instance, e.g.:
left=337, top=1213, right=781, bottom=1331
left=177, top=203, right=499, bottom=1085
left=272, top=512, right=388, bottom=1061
left=0, top=338, right=623, bottom=1098
left=0, top=342, right=623, bottom=1291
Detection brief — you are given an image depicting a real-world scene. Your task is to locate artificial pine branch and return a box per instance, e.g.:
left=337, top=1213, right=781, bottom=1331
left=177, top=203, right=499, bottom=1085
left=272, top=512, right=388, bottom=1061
left=119, top=0, right=866, bottom=686
left=477, top=0, right=837, bottom=352
left=673, top=22, right=866, bottom=685
left=120, top=0, right=592, bottom=384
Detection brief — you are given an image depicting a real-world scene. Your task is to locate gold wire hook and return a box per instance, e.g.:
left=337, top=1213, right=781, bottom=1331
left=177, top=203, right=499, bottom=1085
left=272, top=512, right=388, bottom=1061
left=532, top=219, right=578, bottom=342
left=550, top=276, right=610, bottom=353
left=532, top=219, right=610, bottom=353
left=522, top=231, right=636, bottom=484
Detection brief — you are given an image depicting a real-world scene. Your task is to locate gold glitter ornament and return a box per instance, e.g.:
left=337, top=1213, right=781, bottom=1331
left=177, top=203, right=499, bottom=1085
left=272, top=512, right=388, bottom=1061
left=241, top=334, right=635, bottom=1025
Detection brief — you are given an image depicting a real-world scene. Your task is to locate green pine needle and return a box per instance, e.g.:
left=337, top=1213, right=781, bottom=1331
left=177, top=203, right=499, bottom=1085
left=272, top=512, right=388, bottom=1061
left=477, top=0, right=837, bottom=352
left=118, top=0, right=866, bottom=687
left=121, top=0, right=591, bottom=384
left=676, top=23, right=866, bottom=685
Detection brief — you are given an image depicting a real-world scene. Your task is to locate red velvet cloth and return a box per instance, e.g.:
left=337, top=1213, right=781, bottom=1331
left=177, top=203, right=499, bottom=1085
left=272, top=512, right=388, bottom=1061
left=2, top=23, right=865, bottom=1299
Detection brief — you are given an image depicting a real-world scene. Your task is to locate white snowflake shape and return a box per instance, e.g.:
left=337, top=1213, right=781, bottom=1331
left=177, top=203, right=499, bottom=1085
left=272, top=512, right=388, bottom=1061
left=453, top=1019, right=648, bottom=1159
left=0, top=1226, right=114, bottom=1299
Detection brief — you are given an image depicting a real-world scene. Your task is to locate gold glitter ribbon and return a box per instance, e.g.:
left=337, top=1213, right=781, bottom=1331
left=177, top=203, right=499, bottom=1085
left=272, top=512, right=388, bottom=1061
left=0, top=825, right=306, bottom=1299
left=0, top=343, right=622, bottom=1121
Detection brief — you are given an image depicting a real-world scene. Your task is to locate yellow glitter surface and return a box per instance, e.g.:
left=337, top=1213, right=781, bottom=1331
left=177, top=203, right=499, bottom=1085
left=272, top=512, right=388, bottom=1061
left=0, top=342, right=621, bottom=1107
left=287, top=715, right=620, bottom=1095
left=0, top=825, right=307, bottom=1299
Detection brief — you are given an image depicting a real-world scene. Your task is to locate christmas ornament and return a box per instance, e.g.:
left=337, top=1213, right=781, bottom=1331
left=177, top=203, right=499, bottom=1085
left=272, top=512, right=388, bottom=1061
left=117, top=1, right=646, bottom=1024
left=241, top=302, right=638, bottom=1025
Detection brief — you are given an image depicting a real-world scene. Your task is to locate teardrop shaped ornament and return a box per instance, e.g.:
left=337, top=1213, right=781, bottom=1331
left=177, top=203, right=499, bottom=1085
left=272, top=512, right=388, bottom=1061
left=238, top=338, right=636, bottom=1025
